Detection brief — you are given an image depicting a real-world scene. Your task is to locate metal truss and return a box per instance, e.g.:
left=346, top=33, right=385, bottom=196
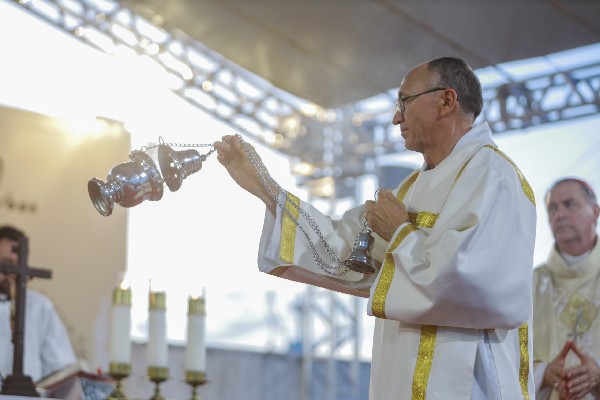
left=483, top=64, right=600, bottom=132
left=291, top=286, right=364, bottom=400
left=8, top=0, right=325, bottom=150
left=10, top=0, right=600, bottom=186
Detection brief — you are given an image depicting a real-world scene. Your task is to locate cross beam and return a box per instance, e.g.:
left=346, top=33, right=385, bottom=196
left=0, top=235, right=52, bottom=397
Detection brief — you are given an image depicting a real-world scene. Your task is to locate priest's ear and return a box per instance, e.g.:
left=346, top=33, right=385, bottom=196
left=439, top=88, right=458, bottom=116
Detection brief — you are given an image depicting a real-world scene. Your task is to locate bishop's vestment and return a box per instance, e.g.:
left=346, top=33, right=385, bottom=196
left=533, top=242, right=600, bottom=399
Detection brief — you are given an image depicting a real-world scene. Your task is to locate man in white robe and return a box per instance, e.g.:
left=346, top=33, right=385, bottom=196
left=214, top=57, right=537, bottom=399
left=533, top=179, right=600, bottom=400
left=0, top=225, right=76, bottom=384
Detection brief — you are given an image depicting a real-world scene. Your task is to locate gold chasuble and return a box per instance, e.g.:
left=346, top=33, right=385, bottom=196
left=533, top=243, right=600, bottom=400
left=257, top=123, right=537, bottom=399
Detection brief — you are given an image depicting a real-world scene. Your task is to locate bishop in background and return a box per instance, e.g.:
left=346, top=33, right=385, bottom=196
left=533, top=178, right=600, bottom=400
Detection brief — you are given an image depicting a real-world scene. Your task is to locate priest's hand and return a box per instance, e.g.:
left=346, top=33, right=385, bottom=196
left=364, top=189, right=408, bottom=242
left=543, top=341, right=570, bottom=397
left=563, top=342, right=600, bottom=400
left=214, top=134, right=277, bottom=214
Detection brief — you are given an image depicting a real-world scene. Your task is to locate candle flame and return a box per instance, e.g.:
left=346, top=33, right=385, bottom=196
left=117, top=271, right=131, bottom=290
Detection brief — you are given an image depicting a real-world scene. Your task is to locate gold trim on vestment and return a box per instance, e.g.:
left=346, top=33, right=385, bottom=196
left=484, top=145, right=536, bottom=206
left=372, top=224, right=417, bottom=318
left=398, top=171, right=419, bottom=200
left=518, top=323, right=531, bottom=400
left=408, top=211, right=439, bottom=228
left=279, top=192, right=300, bottom=263
left=371, top=171, right=419, bottom=319
left=411, top=325, right=438, bottom=400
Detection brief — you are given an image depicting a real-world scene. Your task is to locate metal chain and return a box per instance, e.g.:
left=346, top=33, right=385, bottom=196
left=137, top=134, right=349, bottom=276
left=140, top=136, right=217, bottom=159
left=237, top=134, right=350, bottom=277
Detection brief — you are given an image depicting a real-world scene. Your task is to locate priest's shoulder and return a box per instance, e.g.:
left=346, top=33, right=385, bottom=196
left=26, top=289, right=57, bottom=311
left=533, top=262, right=551, bottom=278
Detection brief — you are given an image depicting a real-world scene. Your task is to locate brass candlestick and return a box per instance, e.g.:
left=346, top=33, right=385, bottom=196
left=108, top=362, right=131, bottom=400
left=186, top=370, right=207, bottom=400
left=148, top=366, right=169, bottom=400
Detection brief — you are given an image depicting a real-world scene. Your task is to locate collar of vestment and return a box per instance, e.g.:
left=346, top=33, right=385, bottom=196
left=547, top=241, right=600, bottom=282
left=421, top=122, right=496, bottom=172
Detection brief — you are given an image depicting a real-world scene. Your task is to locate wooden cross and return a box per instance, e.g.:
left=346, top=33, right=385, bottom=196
left=0, top=234, right=52, bottom=397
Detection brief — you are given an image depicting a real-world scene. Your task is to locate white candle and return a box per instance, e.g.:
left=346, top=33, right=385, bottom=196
left=147, top=291, right=168, bottom=367
left=109, top=286, right=132, bottom=364
left=185, top=296, right=206, bottom=372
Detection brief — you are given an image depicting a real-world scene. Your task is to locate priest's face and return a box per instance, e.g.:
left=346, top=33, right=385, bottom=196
left=392, top=63, right=443, bottom=154
left=546, top=181, right=599, bottom=256
left=0, top=238, right=18, bottom=299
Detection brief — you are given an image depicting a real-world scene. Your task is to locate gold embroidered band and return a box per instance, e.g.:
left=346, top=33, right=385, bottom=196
left=411, top=325, right=438, bottom=400
left=519, top=323, right=531, bottom=400
left=371, top=224, right=417, bottom=318
left=408, top=211, right=439, bottom=228
left=371, top=171, right=420, bottom=319
left=398, top=171, right=419, bottom=200
left=484, top=145, right=536, bottom=206
left=279, top=192, right=300, bottom=263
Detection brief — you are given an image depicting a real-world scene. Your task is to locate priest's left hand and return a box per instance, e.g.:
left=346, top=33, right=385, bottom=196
left=364, top=189, right=408, bottom=242
left=564, top=342, right=600, bottom=400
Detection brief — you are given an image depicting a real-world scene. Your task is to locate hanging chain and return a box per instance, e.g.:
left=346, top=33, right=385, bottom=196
left=137, top=134, right=350, bottom=276
left=236, top=134, right=350, bottom=277
left=139, top=136, right=217, bottom=160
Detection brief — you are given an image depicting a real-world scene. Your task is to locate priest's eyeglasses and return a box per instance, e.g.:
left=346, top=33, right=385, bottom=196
left=395, top=87, right=447, bottom=114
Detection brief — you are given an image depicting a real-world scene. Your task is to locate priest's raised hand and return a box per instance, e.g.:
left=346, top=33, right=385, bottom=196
left=214, top=134, right=277, bottom=215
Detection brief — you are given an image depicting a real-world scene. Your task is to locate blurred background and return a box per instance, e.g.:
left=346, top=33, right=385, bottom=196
left=0, top=0, right=599, bottom=398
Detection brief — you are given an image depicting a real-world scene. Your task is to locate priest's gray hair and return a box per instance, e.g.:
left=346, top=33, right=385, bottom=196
left=547, top=177, right=598, bottom=206
left=427, top=57, right=483, bottom=121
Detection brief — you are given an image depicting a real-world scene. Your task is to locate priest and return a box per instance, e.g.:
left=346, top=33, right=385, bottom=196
left=533, top=178, right=600, bottom=399
left=0, top=225, right=76, bottom=384
left=214, top=57, right=537, bottom=399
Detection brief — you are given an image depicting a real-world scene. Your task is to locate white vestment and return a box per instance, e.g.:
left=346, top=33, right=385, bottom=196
left=258, top=123, right=537, bottom=399
left=0, top=289, right=76, bottom=383
left=533, top=242, right=600, bottom=400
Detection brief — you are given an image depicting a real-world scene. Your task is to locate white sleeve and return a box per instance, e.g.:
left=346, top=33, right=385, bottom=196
left=257, top=192, right=381, bottom=296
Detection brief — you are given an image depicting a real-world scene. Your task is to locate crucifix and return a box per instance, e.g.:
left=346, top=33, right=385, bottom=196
left=0, top=234, right=52, bottom=397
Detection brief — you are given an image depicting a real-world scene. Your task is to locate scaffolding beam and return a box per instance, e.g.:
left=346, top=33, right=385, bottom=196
left=11, top=0, right=600, bottom=189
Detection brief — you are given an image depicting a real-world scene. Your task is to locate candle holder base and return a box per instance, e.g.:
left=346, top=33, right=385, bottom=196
left=149, top=379, right=166, bottom=400
left=108, top=362, right=130, bottom=400
left=186, top=371, right=207, bottom=400
left=189, top=383, right=202, bottom=400
left=107, top=379, right=128, bottom=400
left=147, top=366, right=169, bottom=400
